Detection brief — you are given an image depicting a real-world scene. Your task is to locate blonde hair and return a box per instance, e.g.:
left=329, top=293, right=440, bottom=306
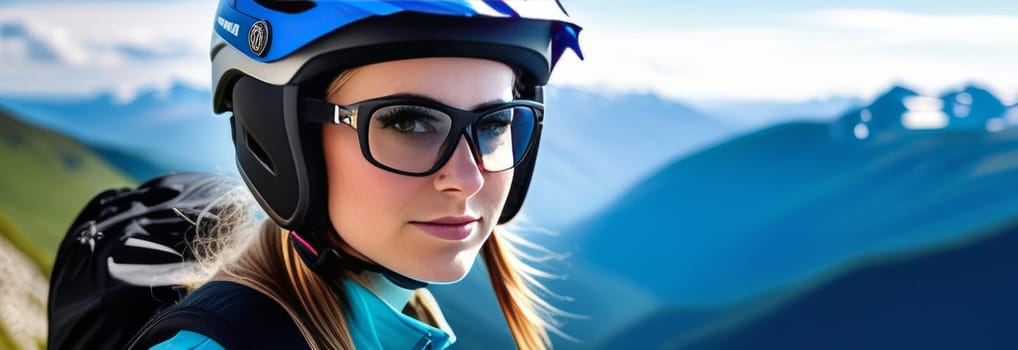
left=182, top=68, right=569, bottom=349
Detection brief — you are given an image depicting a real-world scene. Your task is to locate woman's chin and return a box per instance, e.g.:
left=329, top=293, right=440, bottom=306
left=406, top=258, right=476, bottom=285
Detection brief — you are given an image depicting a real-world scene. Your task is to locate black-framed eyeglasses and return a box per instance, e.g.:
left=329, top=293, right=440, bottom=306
left=300, top=94, right=543, bottom=176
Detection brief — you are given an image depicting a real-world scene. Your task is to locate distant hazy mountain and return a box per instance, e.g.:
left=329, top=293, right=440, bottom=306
left=689, top=96, right=864, bottom=129
left=832, top=85, right=918, bottom=141
left=833, top=84, right=1014, bottom=142
left=0, top=83, right=235, bottom=175
left=527, top=87, right=736, bottom=228
left=940, top=85, right=1008, bottom=130
left=676, top=221, right=1018, bottom=350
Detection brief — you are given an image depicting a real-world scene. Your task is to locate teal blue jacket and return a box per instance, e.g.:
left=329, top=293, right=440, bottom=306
left=150, top=279, right=455, bottom=349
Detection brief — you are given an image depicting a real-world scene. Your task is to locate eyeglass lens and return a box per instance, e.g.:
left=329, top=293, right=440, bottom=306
left=365, top=104, right=535, bottom=173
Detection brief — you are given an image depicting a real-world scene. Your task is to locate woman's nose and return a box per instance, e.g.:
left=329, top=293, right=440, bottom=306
left=433, top=136, right=484, bottom=196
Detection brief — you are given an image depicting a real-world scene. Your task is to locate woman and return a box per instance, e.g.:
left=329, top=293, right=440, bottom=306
left=140, top=1, right=582, bottom=349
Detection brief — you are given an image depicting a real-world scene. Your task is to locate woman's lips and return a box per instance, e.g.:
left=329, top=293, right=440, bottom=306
left=411, top=216, right=479, bottom=240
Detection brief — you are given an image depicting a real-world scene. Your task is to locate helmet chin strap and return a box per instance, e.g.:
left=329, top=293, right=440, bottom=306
left=288, top=231, right=429, bottom=290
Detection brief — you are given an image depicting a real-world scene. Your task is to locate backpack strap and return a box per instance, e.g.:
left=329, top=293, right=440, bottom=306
left=126, top=281, right=308, bottom=350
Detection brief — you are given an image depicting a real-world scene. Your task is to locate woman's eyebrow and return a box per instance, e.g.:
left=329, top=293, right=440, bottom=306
left=386, top=93, right=509, bottom=110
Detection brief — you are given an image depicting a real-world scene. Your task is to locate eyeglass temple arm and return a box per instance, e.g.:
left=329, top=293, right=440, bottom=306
left=297, top=96, right=356, bottom=127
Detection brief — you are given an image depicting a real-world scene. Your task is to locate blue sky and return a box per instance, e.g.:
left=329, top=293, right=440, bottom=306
left=0, top=0, right=1016, bottom=103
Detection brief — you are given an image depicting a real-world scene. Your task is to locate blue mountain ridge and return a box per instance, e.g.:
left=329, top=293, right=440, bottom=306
left=940, top=85, right=1007, bottom=130
left=833, top=84, right=1012, bottom=142
left=572, top=122, right=1018, bottom=303
left=672, top=218, right=1018, bottom=350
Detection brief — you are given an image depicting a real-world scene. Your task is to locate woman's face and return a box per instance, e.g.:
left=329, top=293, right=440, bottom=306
left=322, top=57, right=515, bottom=283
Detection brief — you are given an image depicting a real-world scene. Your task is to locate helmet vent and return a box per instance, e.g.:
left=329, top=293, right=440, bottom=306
left=254, top=0, right=315, bottom=14
left=246, top=131, right=276, bottom=174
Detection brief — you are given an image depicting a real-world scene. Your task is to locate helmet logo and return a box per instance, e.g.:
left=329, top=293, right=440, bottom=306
left=248, top=20, right=271, bottom=57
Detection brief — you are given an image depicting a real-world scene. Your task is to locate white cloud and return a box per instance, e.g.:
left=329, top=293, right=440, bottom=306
left=0, top=2, right=214, bottom=101
left=1, top=22, right=59, bottom=62
left=549, top=8, right=1018, bottom=104
left=811, top=9, right=1018, bottom=46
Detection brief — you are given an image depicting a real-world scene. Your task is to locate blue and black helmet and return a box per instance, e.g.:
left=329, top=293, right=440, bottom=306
left=211, top=0, right=583, bottom=234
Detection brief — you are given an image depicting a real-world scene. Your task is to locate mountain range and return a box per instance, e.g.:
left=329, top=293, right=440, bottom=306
left=548, top=84, right=1018, bottom=347
left=833, top=85, right=1015, bottom=141
left=569, top=85, right=1018, bottom=304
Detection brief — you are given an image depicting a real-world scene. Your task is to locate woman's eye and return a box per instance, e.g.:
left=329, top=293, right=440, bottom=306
left=376, top=108, right=440, bottom=134
left=392, top=118, right=426, bottom=133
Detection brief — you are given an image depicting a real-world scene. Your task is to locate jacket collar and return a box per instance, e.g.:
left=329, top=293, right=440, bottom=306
left=343, top=278, right=456, bottom=349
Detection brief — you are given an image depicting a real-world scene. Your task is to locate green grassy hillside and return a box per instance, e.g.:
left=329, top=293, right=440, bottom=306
left=0, top=107, right=135, bottom=273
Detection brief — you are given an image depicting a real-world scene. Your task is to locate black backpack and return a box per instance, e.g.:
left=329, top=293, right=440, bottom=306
left=47, top=172, right=307, bottom=350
